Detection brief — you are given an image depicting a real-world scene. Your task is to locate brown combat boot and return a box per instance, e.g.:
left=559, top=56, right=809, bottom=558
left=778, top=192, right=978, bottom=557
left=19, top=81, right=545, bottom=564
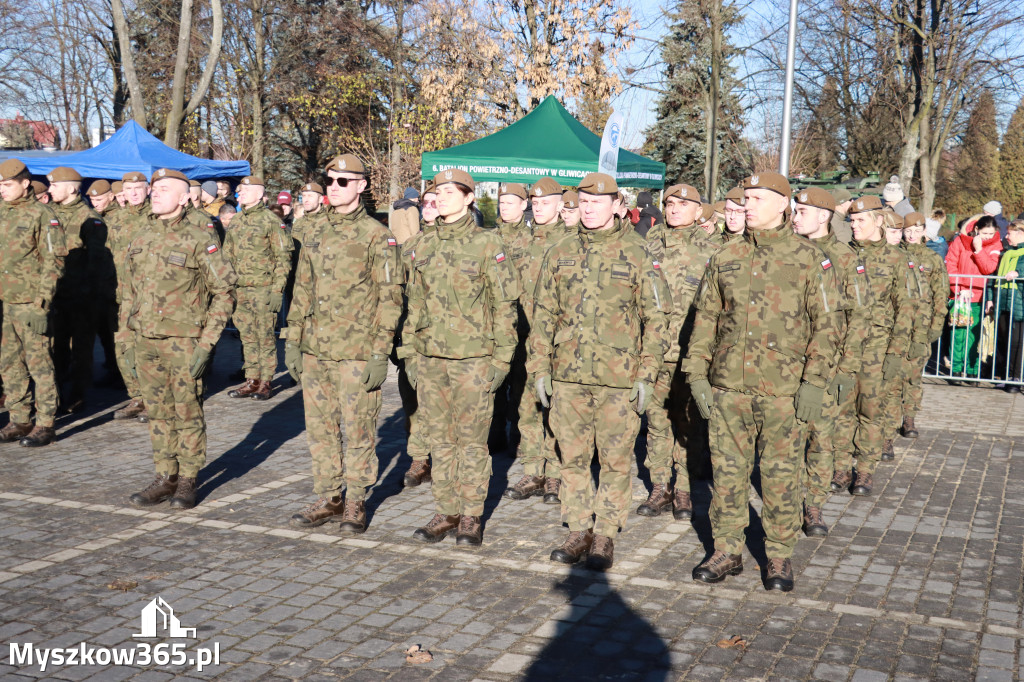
left=455, top=515, right=483, bottom=546
left=585, top=535, right=614, bottom=571
left=412, top=513, right=461, bottom=543
left=403, top=460, right=432, bottom=487
left=802, top=505, right=828, bottom=537
left=673, top=489, right=693, bottom=520
left=692, top=550, right=743, bottom=583
left=136, top=405, right=149, bottom=423
left=169, top=477, right=198, bottom=510
left=19, top=426, right=56, bottom=448
left=338, top=500, right=367, bottom=534
left=636, top=483, right=673, bottom=517
left=881, top=439, right=895, bottom=461
left=900, top=416, right=919, bottom=438
left=550, top=530, right=594, bottom=564
left=129, top=474, right=179, bottom=507
left=830, top=469, right=853, bottom=493
left=504, top=474, right=545, bottom=500
left=0, top=421, right=33, bottom=443
left=851, top=471, right=873, bottom=496
left=113, top=399, right=145, bottom=420
left=542, top=477, right=561, bottom=505
left=228, top=378, right=260, bottom=398
left=289, top=496, right=344, bottom=527
left=251, top=380, right=272, bottom=401
left=765, top=557, right=795, bottom=592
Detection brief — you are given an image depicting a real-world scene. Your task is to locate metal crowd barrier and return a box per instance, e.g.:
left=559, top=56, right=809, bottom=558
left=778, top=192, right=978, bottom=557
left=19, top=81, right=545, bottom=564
left=924, top=273, right=1024, bottom=387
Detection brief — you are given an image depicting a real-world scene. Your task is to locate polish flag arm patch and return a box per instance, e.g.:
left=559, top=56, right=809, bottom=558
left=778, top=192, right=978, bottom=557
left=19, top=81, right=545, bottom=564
left=206, top=243, right=219, bottom=254
left=652, top=260, right=661, bottom=269
left=856, top=265, right=866, bottom=274
left=821, top=259, right=832, bottom=270
left=495, top=252, right=506, bottom=262
left=387, top=237, right=397, bottom=247
left=50, top=219, right=59, bottom=227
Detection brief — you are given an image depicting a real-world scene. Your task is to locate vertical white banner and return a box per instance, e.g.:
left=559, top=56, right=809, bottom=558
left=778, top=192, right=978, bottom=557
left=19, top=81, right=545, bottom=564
left=598, top=111, right=623, bottom=177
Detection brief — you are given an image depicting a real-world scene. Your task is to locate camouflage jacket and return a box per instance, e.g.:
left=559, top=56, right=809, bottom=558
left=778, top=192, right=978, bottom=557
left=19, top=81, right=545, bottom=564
left=107, top=200, right=150, bottom=303
left=510, top=219, right=575, bottom=324
left=290, top=208, right=323, bottom=246
left=849, top=237, right=915, bottom=354
left=285, top=204, right=404, bottom=361
left=905, top=242, right=948, bottom=344
left=683, top=221, right=843, bottom=396
left=401, top=222, right=437, bottom=281
left=646, top=222, right=722, bottom=363
left=497, top=216, right=530, bottom=248
left=0, top=194, right=66, bottom=306
left=118, top=208, right=237, bottom=349
left=223, top=203, right=292, bottom=291
left=401, top=212, right=521, bottom=366
left=527, top=219, right=671, bottom=389
left=51, top=196, right=107, bottom=302
left=814, top=233, right=871, bottom=375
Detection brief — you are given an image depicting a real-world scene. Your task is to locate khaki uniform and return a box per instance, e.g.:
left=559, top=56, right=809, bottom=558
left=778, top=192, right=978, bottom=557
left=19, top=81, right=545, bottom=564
left=903, top=243, right=948, bottom=417
left=223, top=204, right=293, bottom=382
left=683, top=222, right=843, bottom=558
left=528, top=220, right=670, bottom=537
left=118, top=209, right=236, bottom=477
left=398, top=223, right=437, bottom=464
left=108, top=201, right=150, bottom=401
left=881, top=249, right=929, bottom=441
left=92, top=203, right=120, bottom=378
left=285, top=205, right=404, bottom=502
left=401, top=213, right=520, bottom=516
left=0, top=195, right=67, bottom=428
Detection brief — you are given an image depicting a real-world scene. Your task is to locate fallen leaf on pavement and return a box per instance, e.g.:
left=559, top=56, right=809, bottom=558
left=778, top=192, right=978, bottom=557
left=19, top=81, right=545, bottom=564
left=405, top=644, right=433, bottom=664
left=716, top=635, right=747, bottom=650
left=106, top=579, right=138, bottom=592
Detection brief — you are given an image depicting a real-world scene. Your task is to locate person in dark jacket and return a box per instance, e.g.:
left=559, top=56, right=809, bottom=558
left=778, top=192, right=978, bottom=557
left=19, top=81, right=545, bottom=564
left=988, top=220, right=1024, bottom=390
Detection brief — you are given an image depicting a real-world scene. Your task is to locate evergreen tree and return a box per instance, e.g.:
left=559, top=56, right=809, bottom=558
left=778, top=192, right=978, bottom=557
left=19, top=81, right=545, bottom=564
left=939, top=91, right=1000, bottom=216
left=999, top=96, right=1024, bottom=218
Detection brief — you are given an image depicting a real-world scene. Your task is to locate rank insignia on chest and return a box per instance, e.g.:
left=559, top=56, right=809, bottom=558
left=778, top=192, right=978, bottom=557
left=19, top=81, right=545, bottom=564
left=206, top=243, right=219, bottom=254
left=387, top=237, right=397, bottom=247
left=821, top=259, right=832, bottom=270
left=856, top=264, right=866, bottom=274
left=495, top=252, right=506, bottom=263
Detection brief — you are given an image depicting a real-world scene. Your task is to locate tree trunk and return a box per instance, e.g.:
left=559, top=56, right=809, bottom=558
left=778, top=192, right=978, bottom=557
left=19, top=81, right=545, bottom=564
left=918, top=110, right=936, bottom=215
left=704, top=0, right=722, bottom=200
left=249, top=0, right=265, bottom=176
left=388, top=1, right=406, bottom=206
left=165, top=0, right=224, bottom=149
left=109, top=0, right=146, bottom=127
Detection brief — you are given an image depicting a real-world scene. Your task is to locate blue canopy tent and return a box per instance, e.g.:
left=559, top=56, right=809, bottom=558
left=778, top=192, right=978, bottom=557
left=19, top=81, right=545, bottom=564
left=10, top=121, right=250, bottom=179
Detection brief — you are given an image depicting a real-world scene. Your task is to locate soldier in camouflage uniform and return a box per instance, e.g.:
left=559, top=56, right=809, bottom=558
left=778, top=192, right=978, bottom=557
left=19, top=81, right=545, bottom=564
left=831, top=195, right=915, bottom=496
left=284, top=154, right=404, bottom=534
left=639, top=183, right=717, bottom=521
left=400, top=168, right=520, bottom=546
left=685, top=172, right=843, bottom=592
left=505, top=178, right=575, bottom=505
left=722, top=186, right=745, bottom=242
left=47, top=167, right=107, bottom=413
left=560, top=190, right=580, bottom=228
left=223, top=175, right=293, bottom=401
left=791, top=188, right=869, bottom=537
left=529, top=172, right=670, bottom=571
left=109, top=172, right=152, bottom=422
left=122, top=169, right=237, bottom=510
left=85, top=180, right=119, bottom=378
left=0, top=158, right=67, bottom=447
left=291, top=182, right=324, bottom=246
left=900, top=212, right=948, bottom=436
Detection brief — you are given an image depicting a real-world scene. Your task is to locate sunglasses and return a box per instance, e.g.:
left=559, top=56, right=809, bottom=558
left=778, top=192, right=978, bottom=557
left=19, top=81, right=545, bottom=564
left=327, top=177, right=357, bottom=187
left=422, top=201, right=437, bottom=208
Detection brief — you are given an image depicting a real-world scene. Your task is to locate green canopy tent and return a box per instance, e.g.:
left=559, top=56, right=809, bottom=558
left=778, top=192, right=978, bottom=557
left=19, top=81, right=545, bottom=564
left=421, top=96, right=665, bottom=189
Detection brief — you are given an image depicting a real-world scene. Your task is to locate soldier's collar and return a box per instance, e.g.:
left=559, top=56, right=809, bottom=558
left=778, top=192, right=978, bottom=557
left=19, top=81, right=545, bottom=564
left=745, top=220, right=791, bottom=247
left=853, top=236, right=885, bottom=249
left=328, top=203, right=366, bottom=223
left=436, top=212, right=476, bottom=239
left=579, top=218, right=623, bottom=242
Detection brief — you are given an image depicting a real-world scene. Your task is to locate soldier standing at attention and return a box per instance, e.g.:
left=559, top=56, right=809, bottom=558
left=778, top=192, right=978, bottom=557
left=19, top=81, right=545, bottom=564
left=0, top=158, right=67, bottom=447
left=639, top=183, right=716, bottom=521
left=401, top=168, right=520, bottom=546
left=685, top=172, right=842, bottom=591
left=530, top=172, right=670, bottom=570
left=85, top=180, right=120, bottom=379
left=722, top=186, right=745, bottom=241
left=284, top=154, right=403, bottom=534
left=224, top=176, right=293, bottom=401
left=561, top=191, right=580, bottom=228
left=831, top=195, right=914, bottom=497
left=124, top=169, right=236, bottom=509
left=791, top=188, right=868, bottom=537
left=291, top=182, right=324, bottom=245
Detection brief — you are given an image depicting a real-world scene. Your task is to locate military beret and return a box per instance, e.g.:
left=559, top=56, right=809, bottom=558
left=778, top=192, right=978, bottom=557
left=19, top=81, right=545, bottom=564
left=831, top=187, right=852, bottom=204
left=664, top=184, right=700, bottom=203
left=713, top=201, right=726, bottom=215
left=743, top=171, right=791, bottom=197
left=562, top=190, right=579, bottom=209
left=87, top=180, right=111, bottom=197
left=122, top=171, right=147, bottom=183
left=793, top=187, right=836, bottom=212
left=150, top=168, right=189, bottom=185
left=882, top=207, right=904, bottom=229
left=325, top=153, right=366, bottom=175
left=46, top=167, right=81, bottom=183
left=724, top=186, right=745, bottom=205
left=847, top=194, right=884, bottom=214
left=577, top=172, right=618, bottom=196
left=301, top=182, right=324, bottom=195
left=189, top=179, right=200, bottom=188
left=240, top=175, right=265, bottom=187
left=0, top=158, right=27, bottom=180
left=699, top=203, right=715, bottom=222
left=31, top=180, right=48, bottom=196
left=423, top=182, right=436, bottom=195
left=499, top=183, right=527, bottom=199
left=904, top=212, right=926, bottom=228
left=530, top=177, right=562, bottom=198
left=111, top=181, right=123, bottom=194
left=433, top=168, right=475, bottom=191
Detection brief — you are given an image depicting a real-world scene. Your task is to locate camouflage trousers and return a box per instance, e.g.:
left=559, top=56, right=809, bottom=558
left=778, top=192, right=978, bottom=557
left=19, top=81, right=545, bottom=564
left=52, top=297, right=95, bottom=400
left=235, top=286, right=277, bottom=382
left=0, top=302, right=58, bottom=428
left=135, top=335, right=206, bottom=478
left=805, top=380, right=856, bottom=508
left=550, top=381, right=639, bottom=538
left=517, top=370, right=560, bottom=478
left=115, top=307, right=141, bottom=400
left=301, top=354, right=382, bottom=502
left=397, top=359, right=429, bottom=463
left=709, top=389, right=806, bottom=559
left=902, top=353, right=928, bottom=418
left=833, top=343, right=887, bottom=477
left=645, top=368, right=699, bottom=489
left=418, top=355, right=493, bottom=516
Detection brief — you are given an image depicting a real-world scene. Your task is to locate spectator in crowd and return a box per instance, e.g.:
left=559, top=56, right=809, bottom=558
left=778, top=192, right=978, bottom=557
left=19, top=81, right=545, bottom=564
left=830, top=188, right=853, bottom=243
left=945, top=214, right=1002, bottom=378
left=391, top=187, right=421, bottom=244
left=201, top=180, right=223, bottom=217
left=629, top=191, right=662, bottom=238
left=925, top=210, right=949, bottom=258
left=984, top=200, right=1009, bottom=239
left=277, top=191, right=292, bottom=217
left=988, top=220, right=1024, bottom=392
left=882, top=175, right=915, bottom=217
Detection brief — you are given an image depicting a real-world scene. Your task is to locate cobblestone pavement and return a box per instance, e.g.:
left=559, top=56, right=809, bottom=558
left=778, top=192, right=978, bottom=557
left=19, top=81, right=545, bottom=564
left=0, top=339, right=1021, bottom=681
